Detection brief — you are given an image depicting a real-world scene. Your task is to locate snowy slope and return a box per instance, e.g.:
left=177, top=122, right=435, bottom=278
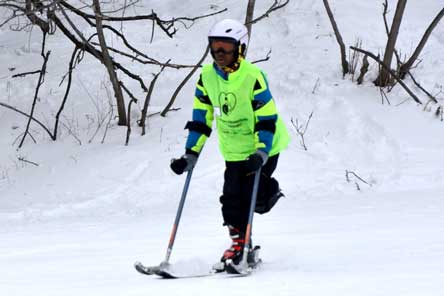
left=1, top=0, right=444, bottom=295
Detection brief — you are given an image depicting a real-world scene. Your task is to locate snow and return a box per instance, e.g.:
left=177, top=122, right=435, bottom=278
left=1, top=0, right=444, bottom=295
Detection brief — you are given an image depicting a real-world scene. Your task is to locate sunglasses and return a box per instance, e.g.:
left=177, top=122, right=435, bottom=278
left=210, top=47, right=235, bottom=55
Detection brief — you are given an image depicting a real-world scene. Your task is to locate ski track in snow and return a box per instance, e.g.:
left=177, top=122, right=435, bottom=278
left=1, top=0, right=444, bottom=295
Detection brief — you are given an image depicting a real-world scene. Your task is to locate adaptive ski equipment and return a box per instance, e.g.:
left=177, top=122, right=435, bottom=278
left=134, top=167, right=263, bottom=278
left=134, top=170, right=210, bottom=278
left=224, top=167, right=263, bottom=275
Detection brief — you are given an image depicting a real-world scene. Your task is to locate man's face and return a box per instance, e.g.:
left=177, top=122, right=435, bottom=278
left=210, top=40, right=236, bottom=68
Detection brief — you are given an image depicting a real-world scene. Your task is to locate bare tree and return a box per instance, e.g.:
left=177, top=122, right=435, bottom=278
left=246, top=0, right=289, bottom=26
left=160, top=46, right=210, bottom=117
left=351, top=46, right=422, bottom=104
left=1, top=0, right=292, bottom=147
left=322, top=0, right=349, bottom=77
left=93, top=0, right=126, bottom=125
left=345, top=170, right=372, bottom=191
left=375, top=0, right=407, bottom=86
left=0, top=0, right=227, bottom=146
left=19, top=32, right=51, bottom=148
left=376, top=1, right=437, bottom=105
left=139, top=62, right=169, bottom=135
left=290, top=112, right=313, bottom=151
left=244, top=0, right=256, bottom=56
left=399, top=7, right=444, bottom=79
left=357, top=55, right=369, bottom=85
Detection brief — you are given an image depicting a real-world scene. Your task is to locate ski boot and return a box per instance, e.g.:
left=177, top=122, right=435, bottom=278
left=212, top=225, right=261, bottom=273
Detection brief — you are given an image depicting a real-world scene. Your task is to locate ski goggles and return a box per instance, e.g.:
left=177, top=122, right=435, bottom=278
left=209, top=38, right=237, bottom=56
left=210, top=47, right=235, bottom=55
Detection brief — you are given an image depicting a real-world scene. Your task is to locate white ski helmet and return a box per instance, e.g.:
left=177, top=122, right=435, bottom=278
left=208, top=19, right=249, bottom=57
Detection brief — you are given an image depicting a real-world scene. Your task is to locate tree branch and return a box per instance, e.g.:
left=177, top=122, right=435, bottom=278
left=251, top=49, right=272, bottom=64
left=59, top=1, right=227, bottom=38
left=24, top=0, right=50, bottom=33
left=12, top=69, right=41, bottom=78
left=19, top=33, right=50, bottom=148
left=375, top=0, right=406, bottom=86
left=291, top=111, right=313, bottom=151
left=399, top=7, right=444, bottom=78
left=161, top=45, right=210, bottom=117
left=125, top=96, right=137, bottom=146
left=407, top=71, right=438, bottom=103
left=93, top=0, right=127, bottom=125
left=0, top=101, right=53, bottom=138
left=53, top=46, right=80, bottom=140
left=322, top=0, right=349, bottom=76
left=91, top=42, right=197, bottom=69
left=139, top=61, right=170, bottom=135
left=350, top=46, right=422, bottom=104
left=247, top=0, right=289, bottom=25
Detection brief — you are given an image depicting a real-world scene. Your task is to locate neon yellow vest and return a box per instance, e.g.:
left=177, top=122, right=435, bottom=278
left=201, top=61, right=289, bottom=161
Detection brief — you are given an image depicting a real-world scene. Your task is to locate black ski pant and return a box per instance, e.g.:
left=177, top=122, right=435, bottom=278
left=220, top=154, right=281, bottom=233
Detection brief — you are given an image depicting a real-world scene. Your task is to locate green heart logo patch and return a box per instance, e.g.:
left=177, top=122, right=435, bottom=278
left=218, top=92, right=237, bottom=116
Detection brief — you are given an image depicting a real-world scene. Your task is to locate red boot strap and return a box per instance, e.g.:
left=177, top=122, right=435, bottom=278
left=232, top=238, right=245, bottom=244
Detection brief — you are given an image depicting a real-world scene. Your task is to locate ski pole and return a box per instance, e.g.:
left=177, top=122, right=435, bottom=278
left=162, top=168, right=193, bottom=265
left=239, top=167, right=262, bottom=268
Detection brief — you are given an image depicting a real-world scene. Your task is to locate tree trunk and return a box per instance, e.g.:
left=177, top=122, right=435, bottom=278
left=375, top=0, right=407, bottom=86
left=139, top=63, right=168, bottom=135
left=399, top=6, right=444, bottom=79
left=322, top=0, right=349, bottom=77
left=351, top=46, right=421, bottom=104
left=19, top=47, right=51, bottom=148
left=93, top=0, right=127, bottom=126
left=244, top=0, right=256, bottom=57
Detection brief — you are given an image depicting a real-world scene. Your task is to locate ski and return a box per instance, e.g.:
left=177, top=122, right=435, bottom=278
left=225, top=245, right=262, bottom=276
left=134, top=248, right=262, bottom=279
left=225, top=258, right=262, bottom=275
left=134, top=261, right=162, bottom=276
left=134, top=261, right=216, bottom=279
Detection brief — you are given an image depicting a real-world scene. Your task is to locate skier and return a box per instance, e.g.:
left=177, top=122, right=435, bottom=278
left=170, top=19, right=290, bottom=270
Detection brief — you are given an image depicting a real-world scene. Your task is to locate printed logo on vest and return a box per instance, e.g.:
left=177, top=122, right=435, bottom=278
left=218, top=92, right=237, bottom=116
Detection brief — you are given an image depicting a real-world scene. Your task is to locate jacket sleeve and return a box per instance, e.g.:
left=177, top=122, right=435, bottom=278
left=252, top=71, right=278, bottom=154
left=184, top=74, right=214, bottom=156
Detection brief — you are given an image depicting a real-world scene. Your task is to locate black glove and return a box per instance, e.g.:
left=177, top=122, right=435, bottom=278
left=246, top=150, right=268, bottom=172
left=170, top=154, right=197, bottom=175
